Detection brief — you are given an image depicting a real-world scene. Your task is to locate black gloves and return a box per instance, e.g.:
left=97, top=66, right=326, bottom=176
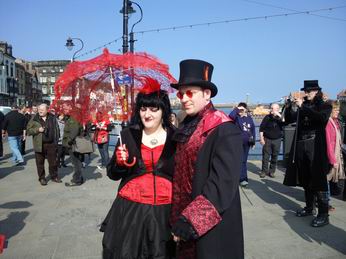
left=172, top=217, right=198, bottom=241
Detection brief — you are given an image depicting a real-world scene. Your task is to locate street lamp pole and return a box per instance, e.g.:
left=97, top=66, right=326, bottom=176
left=65, top=37, right=84, bottom=105
left=129, top=1, right=143, bottom=53
left=65, top=37, right=84, bottom=62
left=122, top=0, right=129, bottom=54
left=128, top=1, right=143, bottom=113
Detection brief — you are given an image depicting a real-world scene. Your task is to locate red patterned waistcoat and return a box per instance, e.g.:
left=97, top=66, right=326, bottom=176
left=171, top=108, right=231, bottom=258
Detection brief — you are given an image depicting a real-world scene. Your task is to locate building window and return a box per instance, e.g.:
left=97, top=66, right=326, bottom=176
left=42, top=85, right=47, bottom=94
left=40, top=77, right=47, bottom=83
left=10, top=63, right=14, bottom=77
left=51, top=70, right=55, bottom=73
left=51, top=76, right=56, bottom=83
left=59, top=68, right=63, bottom=72
left=42, top=69, right=47, bottom=73
left=51, top=86, right=55, bottom=94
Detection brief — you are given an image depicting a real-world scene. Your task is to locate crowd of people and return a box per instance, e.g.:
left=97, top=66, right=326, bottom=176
left=0, top=59, right=345, bottom=258
left=0, top=103, right=113, bottom=187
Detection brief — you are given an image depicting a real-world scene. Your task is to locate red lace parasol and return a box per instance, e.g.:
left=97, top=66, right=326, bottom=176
left=51, top=48, right=176, bottom=124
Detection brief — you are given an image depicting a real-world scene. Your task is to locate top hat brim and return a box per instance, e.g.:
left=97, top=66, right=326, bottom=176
left=171, top=80, right=218, bottom=97
left=300, top=86, right=322, bottom=91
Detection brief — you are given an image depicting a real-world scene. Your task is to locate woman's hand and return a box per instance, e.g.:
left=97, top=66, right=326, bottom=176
left=116, top=144, right=129, bottom=166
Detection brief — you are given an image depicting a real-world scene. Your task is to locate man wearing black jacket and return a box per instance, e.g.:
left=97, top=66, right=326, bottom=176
left=259, top=103, right=284, bottom=178
left=2, top=105, right=26, bottom=165
left=170, top=59, right=244, bottom=259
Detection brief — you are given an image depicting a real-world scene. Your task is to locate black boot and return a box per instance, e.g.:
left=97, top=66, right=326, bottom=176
left=297, top=188, right=315, bottom=217
left=311, top=191, right=329, bottom=227
left=311, top=214, right=329, bottom=227
left=296, top=207, right=314, bottom=217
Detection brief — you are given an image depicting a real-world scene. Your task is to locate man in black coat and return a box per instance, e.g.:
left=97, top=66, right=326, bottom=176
left=2, top=105, right=26, bottom=165
left=283, top=80, right=332, bottom=227
left=170, top=59, right=244, bottom=259
left=259, top=103, right=284, bottom=178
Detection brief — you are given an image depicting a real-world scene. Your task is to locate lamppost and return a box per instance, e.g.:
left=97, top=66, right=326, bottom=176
left=120, top=0, right=136, bottom=54
left=65, top=37, right=84, bottom=62
left=120, top=0, right=143, bottom=118
left=129, top=1, right=143, bottom=53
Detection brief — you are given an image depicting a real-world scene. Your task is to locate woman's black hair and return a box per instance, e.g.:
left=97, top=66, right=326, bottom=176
left=130, top=90, right=172, bottom=130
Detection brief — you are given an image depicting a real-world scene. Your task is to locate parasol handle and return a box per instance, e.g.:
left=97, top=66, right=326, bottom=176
left=124, top=156, right=136, bottom=167
left=117, top=137, right=136, bottom=167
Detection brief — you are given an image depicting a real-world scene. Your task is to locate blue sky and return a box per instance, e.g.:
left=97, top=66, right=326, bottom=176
left=1, top=0, right=346, bottom=104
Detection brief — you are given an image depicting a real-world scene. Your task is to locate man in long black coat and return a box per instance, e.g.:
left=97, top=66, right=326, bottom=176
left=284, top=80, right=332, bottom=227
left=170, top=59, right=244, bottom=259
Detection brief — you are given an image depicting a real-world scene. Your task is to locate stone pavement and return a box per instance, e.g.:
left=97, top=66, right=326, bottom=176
left=0, top=138, right=345, bottom=259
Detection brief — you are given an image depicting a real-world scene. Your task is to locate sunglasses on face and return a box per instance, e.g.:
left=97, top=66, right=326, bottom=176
left=176, top=90, right=197, bottom=100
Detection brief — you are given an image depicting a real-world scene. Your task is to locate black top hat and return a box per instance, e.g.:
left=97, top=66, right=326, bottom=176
left=300, top=80, right=321, bottom=91
left=171, top=59, right=218, bottom=97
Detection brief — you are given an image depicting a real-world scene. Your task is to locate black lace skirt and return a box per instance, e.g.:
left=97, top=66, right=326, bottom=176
left=100, top=196, right=175, bottom=259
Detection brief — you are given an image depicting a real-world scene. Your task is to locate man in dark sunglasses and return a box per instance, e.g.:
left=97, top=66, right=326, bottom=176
left=170, top=59, right=244, bottom=259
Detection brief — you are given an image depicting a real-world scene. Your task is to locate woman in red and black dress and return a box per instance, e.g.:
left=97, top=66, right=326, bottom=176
left=101, top=77, right=176, bottom=259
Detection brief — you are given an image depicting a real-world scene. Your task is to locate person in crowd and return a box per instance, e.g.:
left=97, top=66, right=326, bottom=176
left=169, top=112, right=179, bottom=128
left=62, top=104, right=85, bottom=187
left=19, top=105, right=31, bottom=155
left=170, top=59, right=244, bottom=259
left=27, top=104, right=61, bottom=186
left=31, top=104, right=38, bottom=117
left=101, top=77, right=176, bottom=258
left=259, top=103, right=284, bottom=178
left=56, top=112, right=67, bottom=168
left=93, top=111, right=112, bottom=170
left=229, top=102, right=256, bottom=187
left=2, top=105, right=26, bottom=165
left=0, top=110, right=4, bottom=158
left=283, top=80, right=332, bottom=227
left=326, top=100, right=345, bottom=210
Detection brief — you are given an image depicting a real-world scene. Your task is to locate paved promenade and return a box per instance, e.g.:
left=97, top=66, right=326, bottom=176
left=0, top=139, right=345, bottom=259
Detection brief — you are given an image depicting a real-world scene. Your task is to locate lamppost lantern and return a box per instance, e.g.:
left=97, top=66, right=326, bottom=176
left=119, top=1, right=136, bottom=15
left=65, top=37, right=84, bottom=62
left=65, top=38, right=74, bottom=51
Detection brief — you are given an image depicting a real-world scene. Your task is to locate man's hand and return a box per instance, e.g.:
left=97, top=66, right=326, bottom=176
left=38, top=127, right=45, bottom=133
left=22, top=135, right=26, bottom=141
left=260, top=138, right=265, bottom=145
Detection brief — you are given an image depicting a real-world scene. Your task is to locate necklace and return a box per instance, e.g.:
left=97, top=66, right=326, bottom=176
left=150, top=138, right=158, bottom=145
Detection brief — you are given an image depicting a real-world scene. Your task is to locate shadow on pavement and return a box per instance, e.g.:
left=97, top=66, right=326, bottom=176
left=248, top=178, right=346, bottom=255
left=0, top=211, right=29, bottom=241
left=0, top=165, right=25, bottom=180
left=0, top=201, right=33, bottom=209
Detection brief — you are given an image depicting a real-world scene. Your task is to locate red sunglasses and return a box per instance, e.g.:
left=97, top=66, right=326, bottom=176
left=176, top=90, right=195, bottom=100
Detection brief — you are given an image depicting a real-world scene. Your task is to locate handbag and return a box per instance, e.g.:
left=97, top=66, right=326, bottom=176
left=72, top=136, right=94, bottom=154
left=94, top=130, right=109, bottom=144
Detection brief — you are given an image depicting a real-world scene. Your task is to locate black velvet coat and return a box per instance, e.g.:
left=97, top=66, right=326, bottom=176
left=283, top=97, right=332, bottom=191
left=179, top=121, right=244, bottom=259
